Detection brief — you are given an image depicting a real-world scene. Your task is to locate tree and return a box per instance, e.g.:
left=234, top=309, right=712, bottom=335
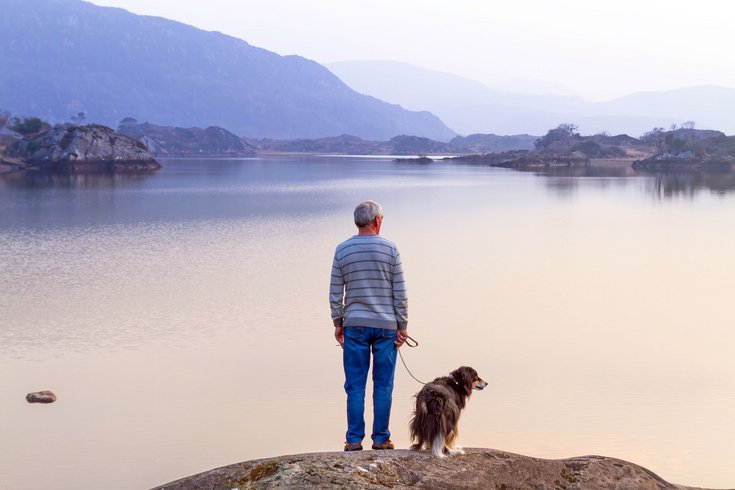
left=70, top=111, right=87, bottom=124
left=681, top=120, right=696, bottom=129
left=0, top=111, right=10, bottom=129
left=641, top=127, right=666, bottom=149
left=11, top=116, right=49, bottom=136
left=534, top=123, right=580, bottom=151
left=118, top=117, right=138, bottom=128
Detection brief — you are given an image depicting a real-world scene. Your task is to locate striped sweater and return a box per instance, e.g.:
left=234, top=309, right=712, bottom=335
left=330, top=234, right=408, bottom=330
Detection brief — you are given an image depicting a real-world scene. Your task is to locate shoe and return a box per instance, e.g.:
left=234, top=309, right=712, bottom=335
left=344, top=442, right=363, bottom=452
left=371, top=440, right=394, bottom=450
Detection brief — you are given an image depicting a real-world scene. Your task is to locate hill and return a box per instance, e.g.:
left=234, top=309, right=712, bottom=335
left=248, top=133, right=537, bottom=155
left=328, top=60, right=735, bottom=136
left=0, top=0, right=455, bottom=141
left=118, top=121, right=256, bottom=157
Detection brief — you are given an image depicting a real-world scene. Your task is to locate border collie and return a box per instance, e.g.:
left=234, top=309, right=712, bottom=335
left=409, top=366, right=487, bottom=457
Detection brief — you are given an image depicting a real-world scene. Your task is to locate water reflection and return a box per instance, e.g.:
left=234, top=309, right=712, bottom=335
left=530, top=163, right=735, bottom=199
left=536, top=164, right=634, bottom=198
left=0, top=169, right=156, bottom=189
left=641, top=170, right=735, bottom=199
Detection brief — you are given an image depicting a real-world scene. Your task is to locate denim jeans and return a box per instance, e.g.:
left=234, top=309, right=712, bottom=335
left=343, top=326, right=397, bottom=444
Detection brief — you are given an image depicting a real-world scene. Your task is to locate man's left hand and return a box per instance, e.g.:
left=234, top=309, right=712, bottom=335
left=335, top=326, right=344, bottom=347
left=395, top=329, right=409, bottom=349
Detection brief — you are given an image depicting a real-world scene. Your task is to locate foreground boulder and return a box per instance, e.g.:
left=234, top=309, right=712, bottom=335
left=154, top=448, right=703, bottom=489
left=14, top=124, right=160, bottom=172
left=25, top=391, right=57, bottom=404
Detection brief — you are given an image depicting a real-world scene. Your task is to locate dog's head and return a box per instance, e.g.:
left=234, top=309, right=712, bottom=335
left=450, top=366, right=488, bottom=395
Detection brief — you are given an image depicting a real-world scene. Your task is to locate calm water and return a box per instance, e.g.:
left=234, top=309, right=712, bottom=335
left=1, top=157, right=734, bottom=489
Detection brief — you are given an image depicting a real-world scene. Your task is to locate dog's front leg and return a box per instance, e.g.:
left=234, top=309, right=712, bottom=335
left=447, top=444, right=465, bottom=455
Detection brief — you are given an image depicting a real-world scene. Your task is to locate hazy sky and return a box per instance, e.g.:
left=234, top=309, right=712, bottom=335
left=88, top=0, right=734, bottom=101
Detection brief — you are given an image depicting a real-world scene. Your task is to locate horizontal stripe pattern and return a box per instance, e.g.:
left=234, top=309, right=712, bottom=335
left=329, top=235, right=408, bottom=330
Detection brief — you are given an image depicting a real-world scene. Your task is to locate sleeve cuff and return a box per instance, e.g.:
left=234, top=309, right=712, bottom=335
left=333, top=318, right=343, bottom=328
left=398, top=322, right=408, bottom=330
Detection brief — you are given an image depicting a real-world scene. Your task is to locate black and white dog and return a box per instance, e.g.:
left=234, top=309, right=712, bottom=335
left=409, top=366, right=487, bottom=457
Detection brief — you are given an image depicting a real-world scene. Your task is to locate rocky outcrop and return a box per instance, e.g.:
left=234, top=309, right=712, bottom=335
left=633, top=132, right=735, bottom=172
left=153, top=448, right=704, bottom=489
left=118, top=122, right=256, bottom=157
left=26, top=390, right=57, bottom=403
left=12, top=124, right=160, bottom=172
left=448, top=150, right=589, bottom=169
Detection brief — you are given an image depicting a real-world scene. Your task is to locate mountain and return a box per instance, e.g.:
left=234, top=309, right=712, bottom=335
left=327, top=60, right=593, bottom=135
left=599, top=86, right=735, bottom=132
left=0, top=0, right=455, bottom=141
left=328, top=61, right=735, bottom=136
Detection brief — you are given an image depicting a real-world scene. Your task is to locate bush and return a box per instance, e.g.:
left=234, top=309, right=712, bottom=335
left=11, top=117, right=49, bottom=136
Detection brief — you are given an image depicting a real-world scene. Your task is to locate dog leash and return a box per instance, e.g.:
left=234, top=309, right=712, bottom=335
left=338, top=332, right=426, bottom=385
left=398, top=336, right=427, bottom=385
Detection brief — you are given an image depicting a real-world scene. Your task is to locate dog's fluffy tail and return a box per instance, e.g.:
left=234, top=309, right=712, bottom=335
left=410, top=387, right=453, bottom=456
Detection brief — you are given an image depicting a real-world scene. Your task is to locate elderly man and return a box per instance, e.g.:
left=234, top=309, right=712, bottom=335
left=330, top=200, right=409, bottom=452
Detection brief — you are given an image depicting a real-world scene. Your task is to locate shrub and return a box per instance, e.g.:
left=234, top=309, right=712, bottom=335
left=11, top=117, right=49, bottom=136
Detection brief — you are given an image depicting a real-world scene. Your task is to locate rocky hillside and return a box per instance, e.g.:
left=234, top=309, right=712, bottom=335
left=0, top=0, right=455, bottom=141
left=153, top=448, right=704, bottom=489
left=2, top=123, right=159, bottom=172
left=118, top=122, right=256, bottom=157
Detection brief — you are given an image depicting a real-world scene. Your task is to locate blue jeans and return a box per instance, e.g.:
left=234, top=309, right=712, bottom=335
left=343, top=326, right=397, bottom=444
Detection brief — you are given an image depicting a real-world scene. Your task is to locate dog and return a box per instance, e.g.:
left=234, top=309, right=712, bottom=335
left=409, top=366, right=487, bottom=457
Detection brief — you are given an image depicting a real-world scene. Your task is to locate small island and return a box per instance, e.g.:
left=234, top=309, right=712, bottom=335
left=632, top=126, right=734, bottom=172
left=0, top=116, right=160, bottom=173
left=443, top=124, right=647, bottom=170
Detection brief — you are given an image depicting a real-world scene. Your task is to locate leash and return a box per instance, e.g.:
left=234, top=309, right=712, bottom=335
left=338, top=332, right=426, bottom=385
left=398, top=335, right=427, bottom=385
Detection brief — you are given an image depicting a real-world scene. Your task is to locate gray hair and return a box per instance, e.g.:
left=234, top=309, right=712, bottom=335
left=354, top=200, right=383, bottom=227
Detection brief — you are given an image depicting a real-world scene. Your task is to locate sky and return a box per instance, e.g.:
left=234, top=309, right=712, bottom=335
left=87, top=0, right=735, bottom=101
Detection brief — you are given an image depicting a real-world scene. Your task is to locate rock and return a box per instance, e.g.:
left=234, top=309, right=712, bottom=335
left=26, top=390, right=57, bottom=404
left=152, top=448, right=706, bottom=489
left=18, top=124, right=160, bottom=172
left=393, top=156, right=433, bottom=163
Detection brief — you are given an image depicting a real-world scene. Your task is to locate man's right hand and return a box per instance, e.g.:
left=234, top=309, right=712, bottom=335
left=395, top=329, right=409, bottom=349
left=335, top=326, right=344, bottom=348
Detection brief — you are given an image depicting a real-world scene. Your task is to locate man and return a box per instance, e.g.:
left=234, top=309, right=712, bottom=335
left=330, top=200, right=409, bottom=452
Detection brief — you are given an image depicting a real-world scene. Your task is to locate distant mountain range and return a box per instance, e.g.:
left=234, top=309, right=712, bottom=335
left=0, top=0, right=455, bottom=141
left=328, top=61, right=735, bottom=136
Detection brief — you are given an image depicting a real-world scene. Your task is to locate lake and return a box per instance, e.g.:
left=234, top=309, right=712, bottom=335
left=1, top=157, right=734, bottom=489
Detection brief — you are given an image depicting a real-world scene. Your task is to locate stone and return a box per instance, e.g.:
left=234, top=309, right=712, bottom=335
left=19, top=124, right=160, bottom=172
left=152, top=448, right=706, bottom=489
left=26, top=390, right=57, bottom=403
